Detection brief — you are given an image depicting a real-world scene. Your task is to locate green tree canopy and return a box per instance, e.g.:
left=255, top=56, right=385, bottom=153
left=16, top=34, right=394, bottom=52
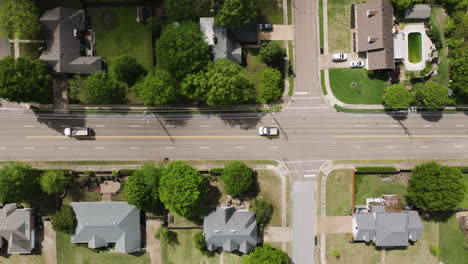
left=125, top=163, right=162, bottom=212
left=259, top=68, right=283, bottom=104
left=40, top=170, right=70, bottom=195
left=391, top=0, right=422, bottom=10
left=68, top=72, right=125, bottom=104
left=251, top=199, right=273, bottom=229
left=51, top=205, right=77, bottom=235
left=156, top=22, right=211, bottom=80
left=242, top=244, right=290, bottom=264
left=205, top=59, right=254, bottom=106
left=215, top=0, right=257, bottom=29
left=0, top=162, right=38, bottom=203
left=0, top=0, right=40, bottom=39
left=0, top=57, right=52, bottom=103
left=112, top=55, right=147, bottom=86
left=382, top=84, right=415, bottom=110
left=259, top=41, right=287, bottom=69
left=164, top=0, right=197, bottom=22
left=415, top=82, right=450, bottom=110
left=131, top=69, right=176, bottom=106
left=193, top=231, right=212, bottom=256
left=408, top=162, right=466, bottom=211
left=181, top=71, right=210, bottom=102
left=159, top=161, right=208, bottom=217
left=221, top=161, right=254, bottom=197
left=448, top=47, right=468, bottom=98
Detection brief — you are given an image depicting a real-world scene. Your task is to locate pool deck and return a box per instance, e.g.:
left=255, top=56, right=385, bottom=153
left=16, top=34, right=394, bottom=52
left=401, top=24, right=434, bottom=71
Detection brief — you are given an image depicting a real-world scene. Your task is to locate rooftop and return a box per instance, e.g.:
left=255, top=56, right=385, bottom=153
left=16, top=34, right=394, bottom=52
left=0, top=204, right=35, bottom=254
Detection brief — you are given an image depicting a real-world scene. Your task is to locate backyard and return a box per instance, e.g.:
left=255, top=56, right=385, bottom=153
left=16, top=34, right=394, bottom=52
left=354, top=174, right=408, bottom=206
left=327, top=0, right=357, bottom=53
left=428, top=7, right=449, bottom=86
left=329, top=68, right=388, bottom=104
left=439, top=214, right=468, bottom=264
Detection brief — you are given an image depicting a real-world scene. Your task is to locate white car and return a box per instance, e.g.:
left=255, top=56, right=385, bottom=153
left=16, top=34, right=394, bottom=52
left=258, top=127, right=279, bottom=136
left=350, top=60, right=365, bottom=68
left=332, top=53, right=347, bottom=61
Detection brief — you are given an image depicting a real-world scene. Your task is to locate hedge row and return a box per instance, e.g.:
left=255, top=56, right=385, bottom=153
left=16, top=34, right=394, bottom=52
left=210, top=168, right=224, bottom=175
left=355, top=167, right=398, bottom=173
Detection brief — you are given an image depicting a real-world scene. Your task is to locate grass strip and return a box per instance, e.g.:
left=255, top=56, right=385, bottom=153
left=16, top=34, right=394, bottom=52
left=288, top=41, right=295, bottom=96
left=320, top=70, right=327, bottom=95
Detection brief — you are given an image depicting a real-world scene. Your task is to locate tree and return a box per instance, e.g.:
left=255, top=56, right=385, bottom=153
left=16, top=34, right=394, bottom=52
left=159, top=161, right=208, bottom=217
left=415, top=82, right=450, bottom=110
left=40, top=170, right=70, bottom=195
left=112, top=55, right=147, bottom=86
left=68, top=72, right=125, bottom=104
left=259, top=41, right=287, bottom=68
left=382, top=84, right=415, bottom=110
left=0, top=0, right=40, bottom=39
left=125, top=163, right=162, bottom=212
left=205, top=59, right=254, bottom=106
left=259, top=68, right=283, bottom=104
left=0, top=162, right=38, bottom=203
left=215, top=0, right=257, bottom=29
left=194, top=231, right=212, bottom=256
left=0, top=57, right=52, bottom=103
left=221, top=161, right=253, bottom=197
left=131, top=69, right=176, bottom=106
left=164, top=0, right=197, bottom=22
left=407, top=162, right=466, bottom=211
left=51, top=205, right=77, bottom=234
left=242, top=244, right=290, bottom=264
left=448, top=48, right=468, bottom=98
left=251, top=199, right=273, bottom=229
left=391, top=0, right=422, bottom=10
left=156, top=22, right=211, bottom=80
left=181, top=71, right=210, bottom=102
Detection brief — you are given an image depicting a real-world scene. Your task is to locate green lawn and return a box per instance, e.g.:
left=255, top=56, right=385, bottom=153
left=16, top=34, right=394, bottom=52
left=354, top=174, right=408, bottom=206
left=245, top=48, right=269, bottom=92
left=329, top=68, right=388, bottom=104
left=87, top=7, right=154, bottom=71
left=429, top=7, right=449, bottom=86
left=56, top=232, right=150, bottom=264
left=327, top=0, right=357, bottom=52
left=439, top=214, right=468, bottom=264
left=326, top=169, right=353, bottom=216
left=0, top=250, right=46, bottom=264
left=256, top=169, right=283, bottom=227
left=462, top=174, right=468, bottom=207
left=19, top=43, right=45, bottom=59
left=325, top=234, right=381, bottom=264
left=257, top=0, right=283, bottom=24
left=287, top=0, right=293, bottom=25
left=320, top=70, right=327, bottom=95
left=408, top=33, right=422, bottom=63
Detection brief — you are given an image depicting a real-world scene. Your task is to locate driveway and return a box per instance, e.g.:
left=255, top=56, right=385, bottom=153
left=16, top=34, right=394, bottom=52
left=316, top=216, right=353, bottom=234
left=263, top=227, right=292, bottom=242
left=319, top=53, right=365, bottom=69
left=146, top=219, right=162, bottom=264
left=42, top=221, right=57, bottom=264
left=259, top=25, right=293, bottom=40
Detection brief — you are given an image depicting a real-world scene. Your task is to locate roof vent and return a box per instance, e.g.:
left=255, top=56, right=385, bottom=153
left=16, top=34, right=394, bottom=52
left=213, top=229, right=221, bottom=233
left=229, top=229, right=237, bottom=233
left=367, top=10, right=377, bottom=17
left=112, top=221, right=117, bottom=225
left=368, top=36, right=378, bottom=43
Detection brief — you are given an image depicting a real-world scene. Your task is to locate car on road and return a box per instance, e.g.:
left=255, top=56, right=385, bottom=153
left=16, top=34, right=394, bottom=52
left=350, top=60, right=365, bottom=68
left=332, top=53, right=347, bottom=61
left=258, top=24, right=273, bottom=31
left=64, top=127, right=91, bottom=137
left=258, top=126, right=279, bottom=136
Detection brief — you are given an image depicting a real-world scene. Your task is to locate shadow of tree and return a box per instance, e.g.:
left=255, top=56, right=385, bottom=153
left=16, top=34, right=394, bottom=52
left=220, top=114, right=263, bottom=131
left=420, top=111, right=443, bottom=122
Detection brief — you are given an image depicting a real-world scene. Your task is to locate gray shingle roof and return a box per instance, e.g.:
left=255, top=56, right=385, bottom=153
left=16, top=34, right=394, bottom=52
left=0, top=204, right=35, bottom=254
left=71, top=202, right=141, bottom=254
left=203, top=207, right=257, bottom=254
left=39, top=7, right=102, bottom=74
left=200, top=18, right=243, bottom=64
left=355, top=0, right=395, bottom=70
left=353, top=210, right=423, bottom=247
left=404, top=4, right=431, bottom=20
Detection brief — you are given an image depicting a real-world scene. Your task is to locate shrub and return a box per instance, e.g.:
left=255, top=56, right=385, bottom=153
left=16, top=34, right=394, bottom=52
left=51, top=205, right=77, bottom=234
left=345, top=233, right=354, bottom=243
left=154, top=227, right=176, bottom=245
left=259, top=41, right=286, bottom=68
left=258, top=68, right=283, bottom=104
left=251, top=199, right=273, bottom=229
left=112, top=55, right=146, bottom=86
left=430, top=245, right=440, bottom=256
left=194, top=231, right=212, bottom=256
left=221, top=161, right=254, bottom=197
left=330, top=248, right=340, bottom=259
left=40, top=169, right=70, bottom=195
left=355, top=167, right=398, bottom=173
left=210, top=168, right=224, bottom=175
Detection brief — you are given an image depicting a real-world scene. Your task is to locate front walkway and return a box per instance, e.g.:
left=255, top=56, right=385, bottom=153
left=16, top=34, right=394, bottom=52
left=258, top=25, right=293, bottom=40
left=146, top=220, right=162, bottom=264
left=42, top=221, right=57, bottom=264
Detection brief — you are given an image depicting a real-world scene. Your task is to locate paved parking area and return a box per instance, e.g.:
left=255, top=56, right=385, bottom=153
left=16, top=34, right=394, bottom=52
left=316, top=216, right=352, bottom=234
left=259, top=25, right=293, bottom=40
left=319, top=53, right=366, bottom=69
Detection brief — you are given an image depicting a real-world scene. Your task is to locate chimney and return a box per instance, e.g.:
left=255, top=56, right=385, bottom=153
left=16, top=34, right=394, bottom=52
left=368, top=36, right=378, bottom=43
left=367, top=10, right=377, bottom=17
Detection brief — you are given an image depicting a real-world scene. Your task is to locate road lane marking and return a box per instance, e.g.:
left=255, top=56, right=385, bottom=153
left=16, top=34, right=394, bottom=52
left=303, top=169, right=319, bottom=172
left=95, top=147, right=105, bottom=149
left=286, top=106, right=328, bottom=109
left=165, top=125, right=176, bottom=128
left=386, top=146, right=397, bottom=149
left=304, top=174, right=316, bottom=178
left=268, top=146, right=278, bottom=149
left=23, top=125, right=34, bottom=128
left=419, top=146, right=429, bottom=148
left=235, top=146, right=245, bottom=149
left=355, top=125, right=366, bottom=127
left=130, top=147, right=141, bottom=149
left=95, top=125, right=105, bottom=127
left=423, top=125, right=432, bottom=127
left=294, top=92, right=308, bottom=95
left=200, top=147, right=211, bottom=149
left=57, top=147, right=69, bottom=150
left=0, top=147, right=7, bottom=150
left=26, top=135, right=260, bottom=139
left=165, top=146, right=175, bottom=149
left=352, top=146, right=363, bottom=149
left=130, top=125, right=142, bottom=128
left=453, top=146, right=465, bottom=148
left=199, top=125, right=211, bottom=128
left=333, top=135, right=468, bottom=138
left=291, top=97, right=322, bottom=100
left=24, top=147, right=35, bottom=150
left=388, top=125, right=398, bottom=127
left=284, top=160, right=327, bottom=164
left=456, top=125, right=464, bottom=127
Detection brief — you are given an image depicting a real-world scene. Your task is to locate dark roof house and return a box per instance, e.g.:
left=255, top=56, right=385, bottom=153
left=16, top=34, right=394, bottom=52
left=0, top=204, right=35, bottom=254
left=203, top=207, right=258, bottom=254
left=39, top=7, right=102, bottom=74
left=355, top=0, right=395, bottom=70
left=404, top=4, right=431, bottom=20
left=71, top=202, right=141, bottom=254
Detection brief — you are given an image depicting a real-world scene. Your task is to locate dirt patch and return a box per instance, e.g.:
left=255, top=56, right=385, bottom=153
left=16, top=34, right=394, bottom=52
left=456, top=211, right=468, bottom=234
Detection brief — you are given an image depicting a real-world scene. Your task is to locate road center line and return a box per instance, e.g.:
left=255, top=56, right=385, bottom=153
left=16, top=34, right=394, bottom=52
left=199, top=125, right=211, bottom=128
left=304, top=174, right=316, bottom=178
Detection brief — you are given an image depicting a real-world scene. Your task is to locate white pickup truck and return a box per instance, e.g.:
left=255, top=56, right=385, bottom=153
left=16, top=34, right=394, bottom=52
left=64, top=127, right=91, bottom=137
left=258, top=126, right=279, bottom=136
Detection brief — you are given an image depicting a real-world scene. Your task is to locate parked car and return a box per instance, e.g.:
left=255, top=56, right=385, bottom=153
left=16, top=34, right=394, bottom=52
left=350, top=60, right=365, bottom=68
left=258, top=24, right=273, bottom=31
left=258, top=126, right=279, bottom=136
left=332, top=53, right=347, bottom=61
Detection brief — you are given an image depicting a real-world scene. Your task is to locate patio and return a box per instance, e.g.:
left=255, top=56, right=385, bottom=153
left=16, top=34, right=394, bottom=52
left=395, top=24, right=435, bottom=71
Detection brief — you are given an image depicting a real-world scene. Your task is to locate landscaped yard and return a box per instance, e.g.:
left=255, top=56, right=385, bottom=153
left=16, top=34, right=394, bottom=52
left=256, top=169, right=283, bottom=227
left=56, top=232, right=150, bottom=264
left=257, top=0, right=283, bottom=24
left=87, top=7, right=154, bottom=71
left=0, top=251, right=46, bottom=264
left=245, top=48, right=269, bottom=91
left=326, top=169, right=353, bottom=216
left=325, top=233, right=381, bottom=264
left=327, top=0, right=357, bottom=53
left=439, top=214, right=468, bottom=264
left=329, top=68, right=388, bottom=104
left=354, top=174, right=408, bottom=206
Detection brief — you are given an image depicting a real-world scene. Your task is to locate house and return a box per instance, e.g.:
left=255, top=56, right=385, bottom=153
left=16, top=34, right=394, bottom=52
left=404, top=4, right=431, bottom=20
left=200, top=18, right=258, bottom=64
left=39, top=7, right=102, bottom=74
left=353, top=195, right=423, bottom=247
left=0, top=204, right=35, bottom=254
left=354, top=0, right=395, bottom=70
left=71, top=202, right=141, bottom=254
left=203, top=207, right=258, bottom=254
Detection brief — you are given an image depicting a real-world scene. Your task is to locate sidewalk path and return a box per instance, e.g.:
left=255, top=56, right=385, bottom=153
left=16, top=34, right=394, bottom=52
left=146, top=220, right=162, bottom=264
left=43, top=221, right=57, bottom=264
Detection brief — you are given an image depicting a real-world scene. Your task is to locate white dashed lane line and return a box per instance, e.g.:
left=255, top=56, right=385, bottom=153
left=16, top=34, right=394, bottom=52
left=57, top=147, right=69, bottom=150
left=199, top=125, right=211, bottom=128
left=235, top=146, right=245, bottom=149
left=95, top=125, right=105, bottom=128
left=24, top=147, right=35, bottom=150
left=95, top=147, right=105, bottom=150
left=199, top=147, right=211, bottom=149
left=130, top=125, right=142, bottom=128
left=0, top=147, right=7, bottom=150
left=23, top=125, right=35, bottom=128
left=129, top=147, right=141, bottom=149
left=453, top=146, right=465, bottom=148
left=164, top=146, right=175, bottom=149
left=456, top=125, right=465, bottom=127
left=386, top=146, right=397, bottom=149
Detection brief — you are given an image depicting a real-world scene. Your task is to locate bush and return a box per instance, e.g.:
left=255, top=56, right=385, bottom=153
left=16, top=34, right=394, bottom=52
left=221, top=161, right=254, bottom=197
left=112, top=55, right=147, bottom=86
left=68, top=72, right=126, bottom=104
left=193, top=231, right=212, bottom=256
left=52, top=205, right=77, bottom=234
left=355, top=167, right=398, bottom=173
left=242, top=244, right=290, bottom=264
left=40, top=169, right=70, bottom=195
left=345, top=233, right=354, bottom=243
left=430, top=245, right=440, bottom=256
left=330, top=248, right=340, bottom=259
left=258, top=68, right=283, bottom=104
left=251, top=199, right=273, bottom=229
left=210, top=168, right=224, bottom=175
left=154, top=227, right=176, bottom=245
left=382, top=84, right=415, bottom=110
left=259, top=41, right=286, bottom=68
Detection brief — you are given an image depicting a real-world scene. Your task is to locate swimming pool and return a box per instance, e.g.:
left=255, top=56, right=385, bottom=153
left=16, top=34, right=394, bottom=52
left=408, top=33, right=422, bottom=63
